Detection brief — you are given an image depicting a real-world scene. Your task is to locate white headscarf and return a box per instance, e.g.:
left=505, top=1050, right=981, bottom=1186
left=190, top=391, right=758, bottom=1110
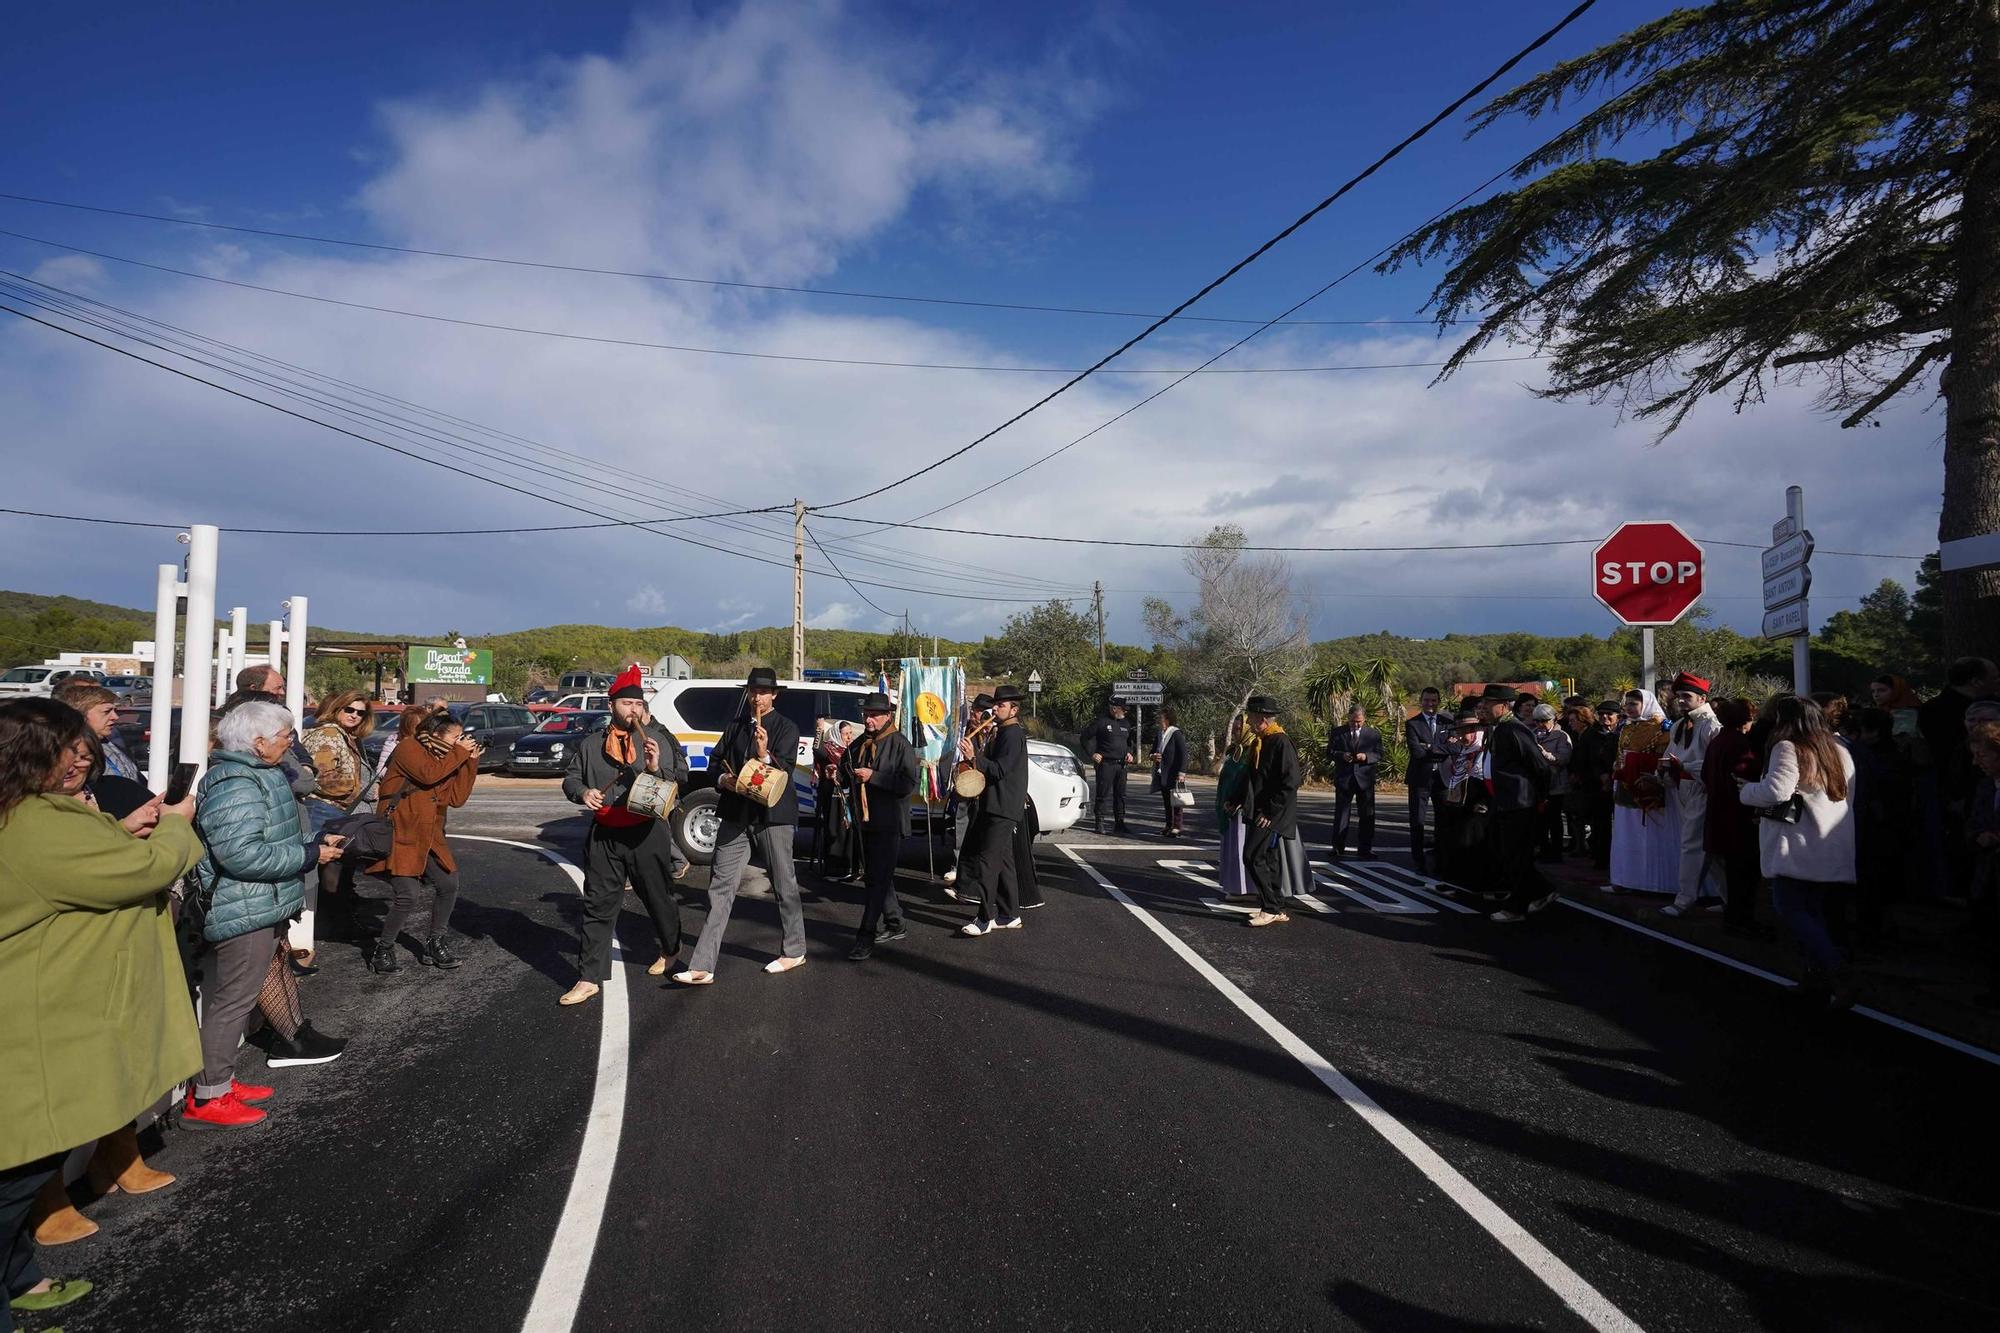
left=1630, top=689, right=1666, bottom=723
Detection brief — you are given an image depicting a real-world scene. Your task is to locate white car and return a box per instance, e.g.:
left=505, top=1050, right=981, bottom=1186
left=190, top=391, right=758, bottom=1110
left=912, top=738, right=1091, bottom=840
left=0, top=665, right=106, bottom=698
left=552, top=692, right=611, bottom=712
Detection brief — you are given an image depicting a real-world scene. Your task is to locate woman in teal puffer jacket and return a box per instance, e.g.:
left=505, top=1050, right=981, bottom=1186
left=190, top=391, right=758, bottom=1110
left=186, top=701, right=348, bottom=1129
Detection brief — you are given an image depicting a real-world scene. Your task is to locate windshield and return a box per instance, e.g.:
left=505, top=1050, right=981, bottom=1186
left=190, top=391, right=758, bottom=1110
left=2, top=668, right=50, bottom=683
left=537, top=712, right=607, bottom=733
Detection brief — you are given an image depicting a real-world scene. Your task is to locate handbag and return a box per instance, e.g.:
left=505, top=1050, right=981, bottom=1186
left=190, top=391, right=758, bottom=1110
left=1171, top=781, right=1195, bottom=810
left=326, top=788, right=407, bottom=862
left=1756, top=793, right=1806, bottom=824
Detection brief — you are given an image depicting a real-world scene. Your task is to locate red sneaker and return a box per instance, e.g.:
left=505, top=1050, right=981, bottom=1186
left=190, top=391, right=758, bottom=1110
left=182, top=1089, right=266, bottom=1129
left=231, top=1079, right=274, bottom=1104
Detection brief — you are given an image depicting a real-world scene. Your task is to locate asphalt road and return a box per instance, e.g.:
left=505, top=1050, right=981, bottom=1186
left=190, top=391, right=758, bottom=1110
left=52, top=781, right=2000, bottom=1332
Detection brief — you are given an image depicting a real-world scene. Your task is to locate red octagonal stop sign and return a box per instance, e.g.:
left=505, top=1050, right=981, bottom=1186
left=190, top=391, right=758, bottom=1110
left=1593, top=521, right=1704, bottom=626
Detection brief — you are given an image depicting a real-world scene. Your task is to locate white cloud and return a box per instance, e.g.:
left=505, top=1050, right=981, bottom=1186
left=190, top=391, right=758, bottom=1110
left=627, top=584, right=669, bottom=616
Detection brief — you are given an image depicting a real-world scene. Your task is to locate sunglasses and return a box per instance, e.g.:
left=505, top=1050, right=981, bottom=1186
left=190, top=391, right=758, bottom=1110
left=339, top=705, right=367, bottom=717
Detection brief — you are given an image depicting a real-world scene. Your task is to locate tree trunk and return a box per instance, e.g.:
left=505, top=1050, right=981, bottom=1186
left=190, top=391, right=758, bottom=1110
left=1944, top=0, right=2000, bottom=664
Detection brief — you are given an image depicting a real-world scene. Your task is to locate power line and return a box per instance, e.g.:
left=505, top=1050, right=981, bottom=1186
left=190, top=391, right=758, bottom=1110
left=811, top=0, right=1601, bottom=512
left=0, top=233, right=1529, bottom=376
left=0, top=189, right=1459, bottom=328
left=804, top=526, right=896, bottom=620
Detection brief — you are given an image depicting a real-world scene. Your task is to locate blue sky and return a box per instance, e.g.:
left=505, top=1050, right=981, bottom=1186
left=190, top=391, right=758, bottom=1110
left=0, top=1, right=1942, bottom=647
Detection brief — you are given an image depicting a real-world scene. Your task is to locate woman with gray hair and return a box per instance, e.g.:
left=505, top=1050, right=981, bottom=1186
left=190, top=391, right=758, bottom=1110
left=185, top=701, right=347, bottom=1129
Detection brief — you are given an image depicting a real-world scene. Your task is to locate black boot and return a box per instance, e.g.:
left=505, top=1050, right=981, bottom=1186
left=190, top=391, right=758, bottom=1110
left=368, top=941, right=401, bottom=974
left=420, top=935, right=462, bottom=970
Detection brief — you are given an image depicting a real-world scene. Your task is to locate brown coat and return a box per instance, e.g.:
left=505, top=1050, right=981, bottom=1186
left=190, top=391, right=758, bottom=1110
left=372, top=741, right=476, bottom=877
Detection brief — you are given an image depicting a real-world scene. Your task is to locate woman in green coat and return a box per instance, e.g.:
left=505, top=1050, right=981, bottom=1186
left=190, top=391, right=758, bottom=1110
left=0, top=699, right=202, bottom=1329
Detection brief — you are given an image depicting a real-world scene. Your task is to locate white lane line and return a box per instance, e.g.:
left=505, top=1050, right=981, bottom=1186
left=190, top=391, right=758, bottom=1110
left=449, top=835, right=630, bottom=1333
left=1060, top=845, right=1645, bottom=1333
left=1557, top=897, right=2000, bottom=1070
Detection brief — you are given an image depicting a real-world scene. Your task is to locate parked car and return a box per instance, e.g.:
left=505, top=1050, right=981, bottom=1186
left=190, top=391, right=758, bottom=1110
left=524, top=688, right=559, bottom=705
left=507, top=710, right=609, bottom=776
left=102, top=674, right=154, bottom=703
left=447, top=701, right=540, bottom=771
left=558, top=670, right=615, bottom=694
left=112, top=706, right=182, bottom=774
left=552, top=691, right=611, bottom=712
left=0, top=665, right=107, bottom=698
left=910, top=738, right=1091, bottom=841
left=358, top=705, right=409, bottom=771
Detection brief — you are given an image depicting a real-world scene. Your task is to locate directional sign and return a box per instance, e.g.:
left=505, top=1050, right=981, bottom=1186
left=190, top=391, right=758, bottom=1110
left=1762, top=565, right=1811, bottom=610
left=1763, top=600, right=1810, bottom=639
left=1773, top=516, right=1799, bottom=544
left=1111, top=681, right=1164, bottom=701
left=1761, top=531, right=1814, bottom=580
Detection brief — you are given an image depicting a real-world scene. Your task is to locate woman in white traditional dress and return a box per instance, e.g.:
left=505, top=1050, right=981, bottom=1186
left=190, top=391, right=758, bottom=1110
left=1609, top=688, right=1682, bottom=894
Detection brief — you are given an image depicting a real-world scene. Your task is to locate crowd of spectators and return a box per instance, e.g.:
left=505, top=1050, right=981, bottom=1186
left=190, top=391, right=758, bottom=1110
left=1422, top=658, right=2000, bottom=1012
left=0, top=666, right=474, bottom=1329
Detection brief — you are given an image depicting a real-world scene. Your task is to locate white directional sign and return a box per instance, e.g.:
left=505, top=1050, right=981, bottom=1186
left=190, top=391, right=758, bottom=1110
left=1761, top=531, right=1815, bottom=580
left=1110, top=681, right=1164, bottom=701
left=1762, top=566, right=1811, bottom=610
left=1763, top=600, right=1810, bottom=639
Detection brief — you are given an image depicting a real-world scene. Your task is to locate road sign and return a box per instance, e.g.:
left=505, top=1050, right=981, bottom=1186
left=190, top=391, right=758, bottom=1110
left=1762, top=566, right=1811, bottom=610
left=1773, top=516, right=1799, bottom=543
left=1760, top=531, right=1814, bottom=580
left=1026, top=669, right=1043, bottom=693
left=1763, top=600, right=1810, bottom=639
left=1592, top=521, right=1705, bottom=626
left=1111, top=681, right=1164, bottom=701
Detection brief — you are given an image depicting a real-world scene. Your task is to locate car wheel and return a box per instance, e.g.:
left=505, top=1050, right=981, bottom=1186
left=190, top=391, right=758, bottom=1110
left=672, top=788, right=723, bottom=866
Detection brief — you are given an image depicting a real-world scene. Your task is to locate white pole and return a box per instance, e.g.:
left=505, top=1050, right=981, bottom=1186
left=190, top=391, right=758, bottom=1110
left=1641, top=627, right=1655, bottom=695
left=178, top=524, right=218, bottom=775
left=229, top=605, right=248, bottom=687
left=147, top=562, right=179, bottom=792
left=1787, top=485, right=1811, bottom=695
left=285, top=596, right=308, bottom=723
left=214, top=629, right=232, bottom=708
left=268, top=618, right=284, bottom=674
left=285, top=594, right=316, bottom=956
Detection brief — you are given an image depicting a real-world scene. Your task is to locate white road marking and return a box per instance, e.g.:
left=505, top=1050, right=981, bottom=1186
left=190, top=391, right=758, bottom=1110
left=449, top=835, right=630, bottom=1333
left=1201, top=898, right=1256, bottom=916
left=1558, top=897, right=2000, bottom=1069
left=1335, top=860, right=1480, bottom=914
left=1311, top=867, right=1433, bottom=914
left=1062, top=845, right=1646, bottom=1333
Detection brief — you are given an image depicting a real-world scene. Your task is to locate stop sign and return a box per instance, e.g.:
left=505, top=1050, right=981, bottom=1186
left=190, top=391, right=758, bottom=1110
left=1593, top=521, right=1704, bottom=626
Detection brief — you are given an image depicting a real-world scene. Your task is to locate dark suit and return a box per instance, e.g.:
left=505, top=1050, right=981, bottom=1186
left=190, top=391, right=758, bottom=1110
left=842, top=726, right=919, bottom=942
left=1244, top=728, right=1303, bottom=913
left=1487, top=716, right=1553, bottom=914
left=1326, top=724, right=1382, bottom=857
left=1403, top=710, right=1450, bottom=870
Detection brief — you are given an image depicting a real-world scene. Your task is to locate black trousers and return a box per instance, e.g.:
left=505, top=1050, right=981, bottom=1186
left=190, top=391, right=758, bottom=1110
left=1587, top=790, right=1614, bottom=868
left=1244, top=824, right=1288, bottom=913
left=1093, top=762, right=1127, bottom=828
left=579, top=820, right=684, bottom=980
left=1407, top=777, right=1439, bottom=868
left=1332, top=783, right=1375, bottom=854
left=2, top=1152, right=62, bottom=1320
left=1493, top=808, right=1548, bottom=913
left=856, top=822, right=906, bottom=941
left=1721, top=843, right=1761, bottom=928
left=968, top=814, right=1020, bottom=921
left=382, top=853, right=460, bottom=945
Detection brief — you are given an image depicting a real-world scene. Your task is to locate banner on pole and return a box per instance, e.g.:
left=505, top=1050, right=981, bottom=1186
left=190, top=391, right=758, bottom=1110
left=896, top=657, right=964, bottom=804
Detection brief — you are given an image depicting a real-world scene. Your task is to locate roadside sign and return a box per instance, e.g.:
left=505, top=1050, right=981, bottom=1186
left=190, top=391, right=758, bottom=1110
left=1762, top=566, right=1811, bottom=610
left=407, top=644, right=492, bottom=685
left=1763, top=601, right=1810, bottom=639
left=1760, top=531, right=1814, bottom=580
left=1941, top=531, right=2000, bottom=572
left=1773, top=516, right=1799, bottom=543
left=1111, top=681, right=1164, bottom=701
left=1592, top=521, right=1705, bottom=626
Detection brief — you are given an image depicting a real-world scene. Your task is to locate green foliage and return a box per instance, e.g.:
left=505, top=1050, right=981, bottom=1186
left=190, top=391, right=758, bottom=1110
left=981, top=600, right=1098, bottom=693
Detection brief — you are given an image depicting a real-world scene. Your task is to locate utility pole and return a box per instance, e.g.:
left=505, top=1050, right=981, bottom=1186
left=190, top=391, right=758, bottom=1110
left=791, top=498, right=805, bottom=681
left=1093, top=579, right=1105, bottom=663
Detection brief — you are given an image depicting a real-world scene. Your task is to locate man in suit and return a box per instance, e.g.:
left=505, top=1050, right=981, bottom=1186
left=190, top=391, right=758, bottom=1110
left=1481, top=686, right=1555, bottom=924
left=960, top=684, right=1031, bottom=934
left=1403, top=686, right=1450, bottom=875
left=1326, top=704, right=1382, bottom=859
left=843, top=692, right=921, bottom=961
left=1079, top=699, right=1137, bottom=835
left=679, top=667, right=805, bottom=984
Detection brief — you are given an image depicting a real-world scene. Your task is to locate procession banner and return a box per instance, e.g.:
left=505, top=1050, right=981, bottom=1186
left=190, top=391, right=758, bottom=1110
left=896, top=657, right=964, bottom=804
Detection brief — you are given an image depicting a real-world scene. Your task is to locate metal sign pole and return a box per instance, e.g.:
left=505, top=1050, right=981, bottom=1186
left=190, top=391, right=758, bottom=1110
left=1641, top=627, right=1654, bottom=697
left=147, top=562, right=179, bottom=792
left=1788, top=487, right=1811, bottom=694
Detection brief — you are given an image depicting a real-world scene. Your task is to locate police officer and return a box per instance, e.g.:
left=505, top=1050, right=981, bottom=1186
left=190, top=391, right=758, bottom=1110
left=1079, top=698, right=1137, bottom=835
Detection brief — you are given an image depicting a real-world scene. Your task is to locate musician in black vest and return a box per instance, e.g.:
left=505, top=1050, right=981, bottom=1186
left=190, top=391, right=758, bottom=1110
left=558, top=666, right=690, bottom=1007
left=960, top=684, right=1030, bottom=934
left=678, top=667, right=806, bottom=984
left=844, top=692, right=921, bottom=960
left=1403, top=686, right=1452, bottom=874
left=944, top=692, right=993, bottom=895
left=1079, top=699, right=1136, bottom=835
left=1479, top=685, right=1555, bottom=923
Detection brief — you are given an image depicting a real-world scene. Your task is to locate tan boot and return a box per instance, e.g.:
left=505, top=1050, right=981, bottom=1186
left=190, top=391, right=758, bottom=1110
left=86, top=1126, right=176, bottom=1197
left=28, top=1173, right=97, bottom=1245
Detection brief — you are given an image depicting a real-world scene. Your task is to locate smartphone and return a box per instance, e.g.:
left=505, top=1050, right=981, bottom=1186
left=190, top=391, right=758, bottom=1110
left=163, top=762, right=199, bottom=805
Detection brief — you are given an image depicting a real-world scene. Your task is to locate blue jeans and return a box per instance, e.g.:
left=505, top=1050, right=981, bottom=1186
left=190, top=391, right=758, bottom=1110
left=1771, top=874, right=1849, bottom=976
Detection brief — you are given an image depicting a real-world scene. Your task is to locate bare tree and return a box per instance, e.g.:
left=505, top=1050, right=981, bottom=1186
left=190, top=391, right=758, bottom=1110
left=1144, top=525, right=1312, bottom=756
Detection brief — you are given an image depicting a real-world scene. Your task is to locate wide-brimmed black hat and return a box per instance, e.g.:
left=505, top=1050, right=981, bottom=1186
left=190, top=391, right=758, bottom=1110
left=1480, top=684, right=1520, bottom=703
left=1108, top=697, right=1128, bottom=709
left=993, top=684, right=1025, bottom=704
left=1245, top=694, right=1282, bottom=716
left=745, top=666, right=783, bottom=690
left=859, top=692, right=894, bottom=714
left=971, top=692, right=994, bottom=710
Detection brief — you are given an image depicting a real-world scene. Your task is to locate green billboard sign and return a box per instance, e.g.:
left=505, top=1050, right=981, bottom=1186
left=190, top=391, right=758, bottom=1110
left=407, top=645, right=492, bottom=686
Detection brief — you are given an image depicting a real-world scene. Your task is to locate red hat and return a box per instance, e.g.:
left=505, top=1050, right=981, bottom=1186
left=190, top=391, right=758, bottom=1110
left=609, top=664, right=646, bottom=701
left=1671, top=671, right=1711, bottom=695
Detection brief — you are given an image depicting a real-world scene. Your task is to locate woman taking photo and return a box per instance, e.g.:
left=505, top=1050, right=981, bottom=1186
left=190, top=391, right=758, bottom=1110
left=188, top=701, right=348, bottom=1129
left=0, top=699, right=202, bottom=1324
left=1738, top=696, right=1858, bottom=1009
left=369, top=709, right=479, bottom=974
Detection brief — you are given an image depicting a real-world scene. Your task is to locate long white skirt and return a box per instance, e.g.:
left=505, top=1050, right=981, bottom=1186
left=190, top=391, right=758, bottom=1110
left=1611, top=799, right=1681, bottom=894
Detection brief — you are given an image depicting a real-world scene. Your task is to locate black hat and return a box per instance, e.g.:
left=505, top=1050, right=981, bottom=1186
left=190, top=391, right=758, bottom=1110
left=1480, top=684, right=1519, bottom=703
left=1455, top=696, right=1481, bottom=715
left=1245, top=694, right=1282, bottom=716
left=993, top=684, right=1025, bottom=704
left=745, top=666, right=783, bottom=690
left=971, top=693, right=994, bottom=710
left=860, top=692, right=894, bottom=714
left=1108, top=697, right=1128, bottom=709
